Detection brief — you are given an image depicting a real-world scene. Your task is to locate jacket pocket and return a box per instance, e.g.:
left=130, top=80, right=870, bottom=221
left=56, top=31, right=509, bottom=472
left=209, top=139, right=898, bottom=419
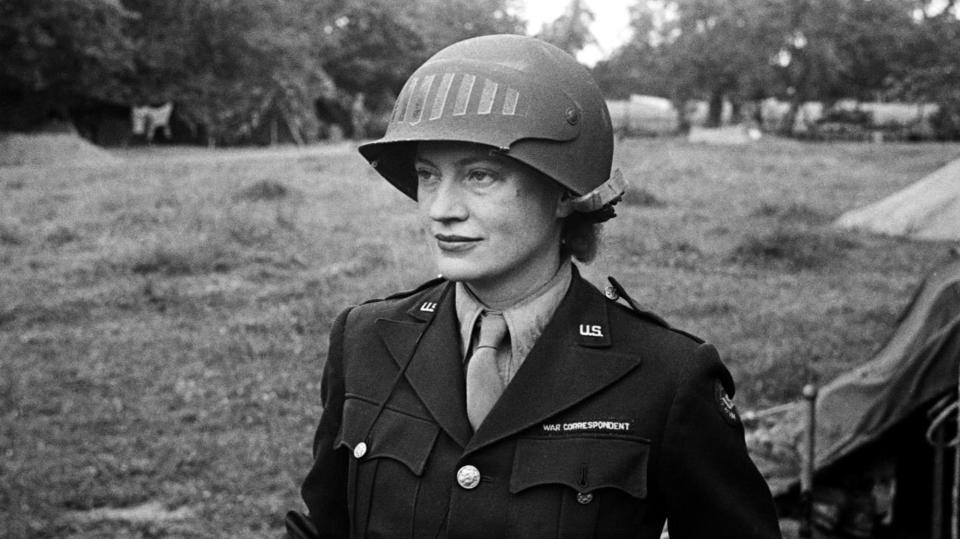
left=510, top=436, right=649, bottom=497
left=336, top=396, right=440, bottom=475
left=510, top=436, right=650, bottom=538
left=335, top=396, right=440, bottom=538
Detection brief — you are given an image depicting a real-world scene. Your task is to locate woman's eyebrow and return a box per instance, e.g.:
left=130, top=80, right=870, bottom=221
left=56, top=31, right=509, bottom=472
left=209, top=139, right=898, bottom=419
left=415, top=156, right=499, bottom=168
left=455, top=156, right=498, bottom=168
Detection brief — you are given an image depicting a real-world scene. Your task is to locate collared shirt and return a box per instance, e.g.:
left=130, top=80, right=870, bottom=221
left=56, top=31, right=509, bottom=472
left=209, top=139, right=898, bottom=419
left=455, top=260, right=573, bottom=387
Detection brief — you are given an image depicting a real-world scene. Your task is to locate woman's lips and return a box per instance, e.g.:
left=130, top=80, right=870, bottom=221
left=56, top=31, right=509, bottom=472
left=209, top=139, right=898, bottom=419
left=435, top=234, right=480, bottom=252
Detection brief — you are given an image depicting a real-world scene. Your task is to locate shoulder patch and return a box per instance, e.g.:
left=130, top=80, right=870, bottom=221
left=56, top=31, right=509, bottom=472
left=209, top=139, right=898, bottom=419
left=605, top=276, right=705, bottom=344
left=714, top=380, right=741, bottom=426
left=361, top=277, right=446, bottom=306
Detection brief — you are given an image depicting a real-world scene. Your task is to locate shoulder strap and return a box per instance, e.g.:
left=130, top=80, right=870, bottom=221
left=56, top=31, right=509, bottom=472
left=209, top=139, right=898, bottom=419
left=605, top=276, right=705, bottom=344
left=605, top=276, right=669, bottom=327
left=361, top=276, right=446, bottom=305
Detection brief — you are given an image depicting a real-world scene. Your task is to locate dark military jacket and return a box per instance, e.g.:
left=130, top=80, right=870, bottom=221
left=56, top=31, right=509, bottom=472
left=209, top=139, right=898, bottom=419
left=301, top=270, right=782, bottom=538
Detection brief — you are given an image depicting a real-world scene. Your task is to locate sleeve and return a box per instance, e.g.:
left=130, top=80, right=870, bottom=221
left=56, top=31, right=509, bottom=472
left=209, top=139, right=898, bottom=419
left=300, top=307, right=352, bottom=538
left=659, top=343, right=782, bottom=539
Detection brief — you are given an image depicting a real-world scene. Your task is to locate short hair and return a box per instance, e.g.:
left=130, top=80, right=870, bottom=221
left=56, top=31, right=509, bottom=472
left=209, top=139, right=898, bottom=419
left=491, top=151, right=610, bottom=264
left=561, top=212, right=601, bottom=263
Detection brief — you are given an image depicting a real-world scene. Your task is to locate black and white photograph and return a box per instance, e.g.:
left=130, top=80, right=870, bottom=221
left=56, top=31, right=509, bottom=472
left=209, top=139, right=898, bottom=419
left=2, top=1, right=959, bottom=537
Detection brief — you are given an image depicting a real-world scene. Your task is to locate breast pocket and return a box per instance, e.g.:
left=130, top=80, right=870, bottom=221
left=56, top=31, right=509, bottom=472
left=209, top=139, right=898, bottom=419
left=336, top=396, right=440, bottom=538
left=510, top=436, right=650, bottom=538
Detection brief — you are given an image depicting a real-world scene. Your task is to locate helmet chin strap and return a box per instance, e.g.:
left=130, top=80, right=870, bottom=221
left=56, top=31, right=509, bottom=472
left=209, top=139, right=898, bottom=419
left=569, top=169, right=627, bottom=213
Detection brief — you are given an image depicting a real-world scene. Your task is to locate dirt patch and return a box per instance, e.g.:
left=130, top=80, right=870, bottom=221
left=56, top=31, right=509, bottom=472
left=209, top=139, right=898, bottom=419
left=0, top=133, right=121, bottom=167
left=65, top=501, right=195, bottom=524
left=733, top=227, right=861, bottom=270
left=234, top=178, right=290, bottom=202
left=688, top=125, right=761, bottom=145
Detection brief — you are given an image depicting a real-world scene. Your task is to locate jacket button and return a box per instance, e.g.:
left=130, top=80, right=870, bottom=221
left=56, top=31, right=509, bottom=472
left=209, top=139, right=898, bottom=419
left=457, top=465, right=481, bottom=490
left=576, top=492, right=593, bottom=504
left=353, top=442, right=367, bottom=459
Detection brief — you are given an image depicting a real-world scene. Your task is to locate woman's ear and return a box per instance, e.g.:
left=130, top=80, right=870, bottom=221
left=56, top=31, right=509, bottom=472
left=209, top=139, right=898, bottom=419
left=556, top=190, right=576, bottom=218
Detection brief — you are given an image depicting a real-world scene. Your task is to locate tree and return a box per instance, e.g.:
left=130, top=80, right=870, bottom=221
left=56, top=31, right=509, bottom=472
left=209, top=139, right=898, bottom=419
left=320, top=0, right=522, bottom=97
left=600, top=0, right=932, bottom=132
left=0, top=0, right=530, bottom=143
left=0, top=0, right=136, bottom=126
left=591, top=4, right=673, bottom=100
left=417, top=0, right=525, bottom=53
left=316, top=0, right=523, bottom=136
left=316, top=0, right=424, bottom=102
left=664, top=0, right=780, bottom=125
left=536, top=0, right=596, bottom=56
left=597, top=0, right=780, bottom=126
left=832, top=0, right=917, bottom=100
left=895, top=1, right=960, bottom=138
left=760, top=0, right=924, bottom=133
left=123, top=0, right=333, bottom=144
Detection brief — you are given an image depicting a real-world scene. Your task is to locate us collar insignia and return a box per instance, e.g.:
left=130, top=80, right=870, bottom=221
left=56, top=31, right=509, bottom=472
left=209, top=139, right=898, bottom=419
left=715, top=381, right=740, bottom=426
left=575, top=322, right=610, bottom=347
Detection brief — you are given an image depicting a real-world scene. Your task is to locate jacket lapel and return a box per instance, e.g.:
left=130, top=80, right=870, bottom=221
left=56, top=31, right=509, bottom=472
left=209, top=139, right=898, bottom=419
left=376, top=282, right=473, bottom=448
left=465, top=274, right=643, bottom=454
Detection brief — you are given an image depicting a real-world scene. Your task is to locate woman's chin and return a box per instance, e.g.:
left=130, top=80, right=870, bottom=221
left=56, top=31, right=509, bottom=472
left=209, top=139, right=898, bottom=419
left=435, top=258, right=486, bottom=283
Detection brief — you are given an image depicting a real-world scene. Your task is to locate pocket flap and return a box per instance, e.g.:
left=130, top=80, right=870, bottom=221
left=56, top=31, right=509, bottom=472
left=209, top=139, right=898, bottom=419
left=510, top=437, right=649, bottom=498
left=335, top=397, right=440, bottom=476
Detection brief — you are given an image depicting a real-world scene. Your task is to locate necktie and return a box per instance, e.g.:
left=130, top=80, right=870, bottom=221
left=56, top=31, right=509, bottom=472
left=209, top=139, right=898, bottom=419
left=466, top=311, right=508, bottom=431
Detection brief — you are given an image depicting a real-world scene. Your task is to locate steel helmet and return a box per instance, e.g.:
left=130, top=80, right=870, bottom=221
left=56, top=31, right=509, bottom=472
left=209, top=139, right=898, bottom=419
left=358, top=34, right=625, bottom=214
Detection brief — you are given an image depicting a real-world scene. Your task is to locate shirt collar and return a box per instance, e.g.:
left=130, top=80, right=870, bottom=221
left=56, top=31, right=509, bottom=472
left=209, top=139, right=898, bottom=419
left=455, top=259, right=573, bottom=360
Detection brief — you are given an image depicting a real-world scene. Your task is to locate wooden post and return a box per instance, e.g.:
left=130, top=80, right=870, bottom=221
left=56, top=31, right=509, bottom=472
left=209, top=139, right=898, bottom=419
left=953, top=373, right=959, bottom=539
left=932, top=424, right=944, bottom=538
left=928, top=393, right=959, bottom=539
left=799, top=384, right=818, bottom=539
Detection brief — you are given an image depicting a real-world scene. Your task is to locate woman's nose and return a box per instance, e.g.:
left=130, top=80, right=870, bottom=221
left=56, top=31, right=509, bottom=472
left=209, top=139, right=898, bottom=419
left=424, top=178, right=468, bottom=222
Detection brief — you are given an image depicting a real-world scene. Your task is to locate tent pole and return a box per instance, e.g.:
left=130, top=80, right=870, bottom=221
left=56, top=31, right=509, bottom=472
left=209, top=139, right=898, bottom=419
left=933, top=425, right=944, bottom=538
left=953, top=371, right=959, bottom=539
left=800, top=384, right=818, bottom=539
left=927, top=395, right=959, bottom=539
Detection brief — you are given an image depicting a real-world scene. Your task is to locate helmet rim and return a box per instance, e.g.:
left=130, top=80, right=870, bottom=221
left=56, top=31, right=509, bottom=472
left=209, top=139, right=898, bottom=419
left=358, top=34, right=619, bottom=207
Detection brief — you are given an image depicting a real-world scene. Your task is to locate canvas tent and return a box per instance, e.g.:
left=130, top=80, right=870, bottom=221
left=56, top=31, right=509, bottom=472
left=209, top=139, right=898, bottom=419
left=748, top=257, right=960, bottom=538
left=834, top=158, right=960, bottom=241
left=606, top=95, right=678, bottom=136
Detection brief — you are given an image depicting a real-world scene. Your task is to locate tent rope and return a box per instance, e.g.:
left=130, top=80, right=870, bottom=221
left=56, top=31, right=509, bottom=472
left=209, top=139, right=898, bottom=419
left=924, top=388, right=959, bottom=539
left=925, top=400, right=958, bottom=448
left=954, top=371, right=959, bottom=539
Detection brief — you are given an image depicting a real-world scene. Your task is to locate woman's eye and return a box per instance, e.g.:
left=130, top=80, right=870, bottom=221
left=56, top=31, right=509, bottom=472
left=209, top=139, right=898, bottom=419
left=465, top=169, right=497, bottom=185
left=416, top=168, right=439, bottom=184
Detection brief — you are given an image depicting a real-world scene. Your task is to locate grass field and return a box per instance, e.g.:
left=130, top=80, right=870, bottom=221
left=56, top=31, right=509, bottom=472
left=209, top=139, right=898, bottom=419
left=1, top=137, right=958, bottom=537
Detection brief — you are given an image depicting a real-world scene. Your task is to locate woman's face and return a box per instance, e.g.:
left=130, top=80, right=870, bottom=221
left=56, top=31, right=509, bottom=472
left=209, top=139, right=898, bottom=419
left=415, top=142, right=570, bottom=302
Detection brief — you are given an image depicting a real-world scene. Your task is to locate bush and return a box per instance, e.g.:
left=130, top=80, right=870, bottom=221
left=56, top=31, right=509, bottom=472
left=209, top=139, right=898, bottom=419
left=130, top=241, right=237, bottom=275
left=45, top=226, right=80, bottom=247
left=234, top=179, right=289, bottom=202
left=0, top=221, right=26, bottom=246
left=733, top=227, right=860, bottom=270
left=752, top=203, right=828, bottom=225
left=820, top=108, right=871, bottom=125
left=930, top=99, right=960, bottom=141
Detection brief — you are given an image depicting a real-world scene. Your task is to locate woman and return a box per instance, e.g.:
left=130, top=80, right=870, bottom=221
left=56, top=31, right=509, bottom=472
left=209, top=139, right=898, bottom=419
left=298, top=34, right=781, bottom=538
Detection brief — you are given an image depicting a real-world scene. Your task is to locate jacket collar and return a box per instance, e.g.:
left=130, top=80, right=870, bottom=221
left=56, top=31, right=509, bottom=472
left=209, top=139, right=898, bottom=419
left=375, top=269, right=642, bottom=452
left=465, top=269, right=641, bottom=454
left=376, top=281, right=473, bottom=447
